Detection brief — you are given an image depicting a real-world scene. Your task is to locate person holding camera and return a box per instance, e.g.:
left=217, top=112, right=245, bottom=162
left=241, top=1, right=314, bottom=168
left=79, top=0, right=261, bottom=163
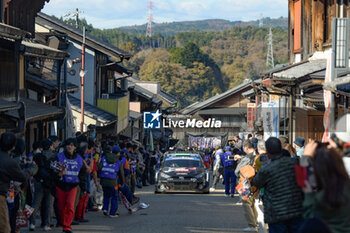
left=221, top=146, right=237, bottom=197
left=299, top=141, right=350, bottom=233
left=234, top=140, right=258, bottom=232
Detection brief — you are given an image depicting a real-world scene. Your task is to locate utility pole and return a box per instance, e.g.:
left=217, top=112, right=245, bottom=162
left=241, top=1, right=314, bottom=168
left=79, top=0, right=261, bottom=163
left=80, top=26, right=86, bottom=133
left=146, top=1, right=153, bottom=37
left=266, top=27, right=274, bottom=68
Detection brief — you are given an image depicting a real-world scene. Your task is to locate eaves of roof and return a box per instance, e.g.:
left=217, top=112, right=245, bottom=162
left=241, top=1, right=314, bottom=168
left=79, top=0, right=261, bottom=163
left=181, top=81, right=252, bottom=115
left=36, top=13, right=131, bottom=60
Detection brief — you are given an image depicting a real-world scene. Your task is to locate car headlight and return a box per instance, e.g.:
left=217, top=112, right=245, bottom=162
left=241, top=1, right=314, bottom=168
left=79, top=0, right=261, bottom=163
left=160, top=172, right=171, bottom=179
left=195, top=173, right=204, bottom=179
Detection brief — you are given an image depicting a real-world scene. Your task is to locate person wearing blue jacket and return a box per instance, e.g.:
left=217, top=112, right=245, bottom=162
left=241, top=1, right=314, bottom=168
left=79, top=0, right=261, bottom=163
left=221, top=146, right=237, bottom=197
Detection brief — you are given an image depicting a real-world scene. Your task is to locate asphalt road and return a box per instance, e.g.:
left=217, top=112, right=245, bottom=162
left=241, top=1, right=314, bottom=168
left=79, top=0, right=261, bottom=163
left=23, top=183, right=251, bottom=233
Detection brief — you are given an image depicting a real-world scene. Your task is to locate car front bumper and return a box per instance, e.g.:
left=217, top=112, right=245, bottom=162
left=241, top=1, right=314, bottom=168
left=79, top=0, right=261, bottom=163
left=155, top=178, right=209, bottom=192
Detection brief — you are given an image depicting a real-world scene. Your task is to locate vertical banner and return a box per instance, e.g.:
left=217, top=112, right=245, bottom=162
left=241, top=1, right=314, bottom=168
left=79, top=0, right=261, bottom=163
left=262, top=102, right=279, bottom=140
left=247, top=103, right=257, bottom=131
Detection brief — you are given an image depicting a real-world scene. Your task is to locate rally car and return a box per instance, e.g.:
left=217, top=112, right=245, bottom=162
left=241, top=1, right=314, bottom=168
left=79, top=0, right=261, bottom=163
left=155, top=153, right=210, bottom=194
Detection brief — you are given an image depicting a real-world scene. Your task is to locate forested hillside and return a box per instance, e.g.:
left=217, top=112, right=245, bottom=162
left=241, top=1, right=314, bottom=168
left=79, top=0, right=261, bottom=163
left=118, top=17, right=288, bottom=36
left=59, top=17, right=288, bottom=107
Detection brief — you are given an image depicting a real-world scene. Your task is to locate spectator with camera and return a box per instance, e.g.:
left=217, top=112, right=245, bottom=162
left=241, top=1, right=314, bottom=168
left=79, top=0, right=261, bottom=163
left=234, top=140, right=258, bottom=232
left=300, top=141, right=350, bottom=233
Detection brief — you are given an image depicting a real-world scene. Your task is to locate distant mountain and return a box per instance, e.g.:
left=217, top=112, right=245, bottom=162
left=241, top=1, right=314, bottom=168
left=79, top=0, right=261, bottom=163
left=118, top=17, right=288, bottom=36
left=56, top=16, right=288, bottom=107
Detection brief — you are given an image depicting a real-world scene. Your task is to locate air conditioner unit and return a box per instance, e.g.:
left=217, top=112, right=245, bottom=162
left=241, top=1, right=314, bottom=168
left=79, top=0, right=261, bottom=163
left=101, top=93, right=109, bottom=99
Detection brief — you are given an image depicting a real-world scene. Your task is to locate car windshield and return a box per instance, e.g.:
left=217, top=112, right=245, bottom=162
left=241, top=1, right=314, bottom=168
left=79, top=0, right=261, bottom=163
left=163, top=159, right=201, bottom=168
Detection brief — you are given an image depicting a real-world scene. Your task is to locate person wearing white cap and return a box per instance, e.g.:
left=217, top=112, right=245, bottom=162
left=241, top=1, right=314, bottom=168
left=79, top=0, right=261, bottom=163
left=333, top=113, right=350, bottom=175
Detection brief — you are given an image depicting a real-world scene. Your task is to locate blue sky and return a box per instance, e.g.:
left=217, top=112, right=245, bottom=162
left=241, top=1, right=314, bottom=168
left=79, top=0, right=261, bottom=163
left=42, top=0, right=287, bottom=29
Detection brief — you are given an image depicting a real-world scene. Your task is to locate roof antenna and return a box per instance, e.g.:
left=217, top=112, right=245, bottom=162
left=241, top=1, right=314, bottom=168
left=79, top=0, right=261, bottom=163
left=64, top=8, right=84, bottom=29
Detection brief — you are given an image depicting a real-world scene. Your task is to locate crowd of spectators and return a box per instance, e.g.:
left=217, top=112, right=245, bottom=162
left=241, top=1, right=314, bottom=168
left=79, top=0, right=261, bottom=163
left=0, top=131, right=160, bottom=233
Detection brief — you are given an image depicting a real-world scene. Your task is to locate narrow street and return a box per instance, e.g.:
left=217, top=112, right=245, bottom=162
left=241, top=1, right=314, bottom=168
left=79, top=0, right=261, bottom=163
left=25, top=184, right=248, bottom=233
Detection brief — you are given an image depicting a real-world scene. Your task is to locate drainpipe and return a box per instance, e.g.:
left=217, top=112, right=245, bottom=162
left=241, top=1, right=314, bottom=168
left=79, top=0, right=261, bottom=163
left=80, top=27, right=86, bottom=133
left=57, top=60, right=62, bottom=107
left=64, top=59, right=67, bottom=140
left=15, top=39, right=20, bottom=102
left=289, top=87, right=294, bottom=144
